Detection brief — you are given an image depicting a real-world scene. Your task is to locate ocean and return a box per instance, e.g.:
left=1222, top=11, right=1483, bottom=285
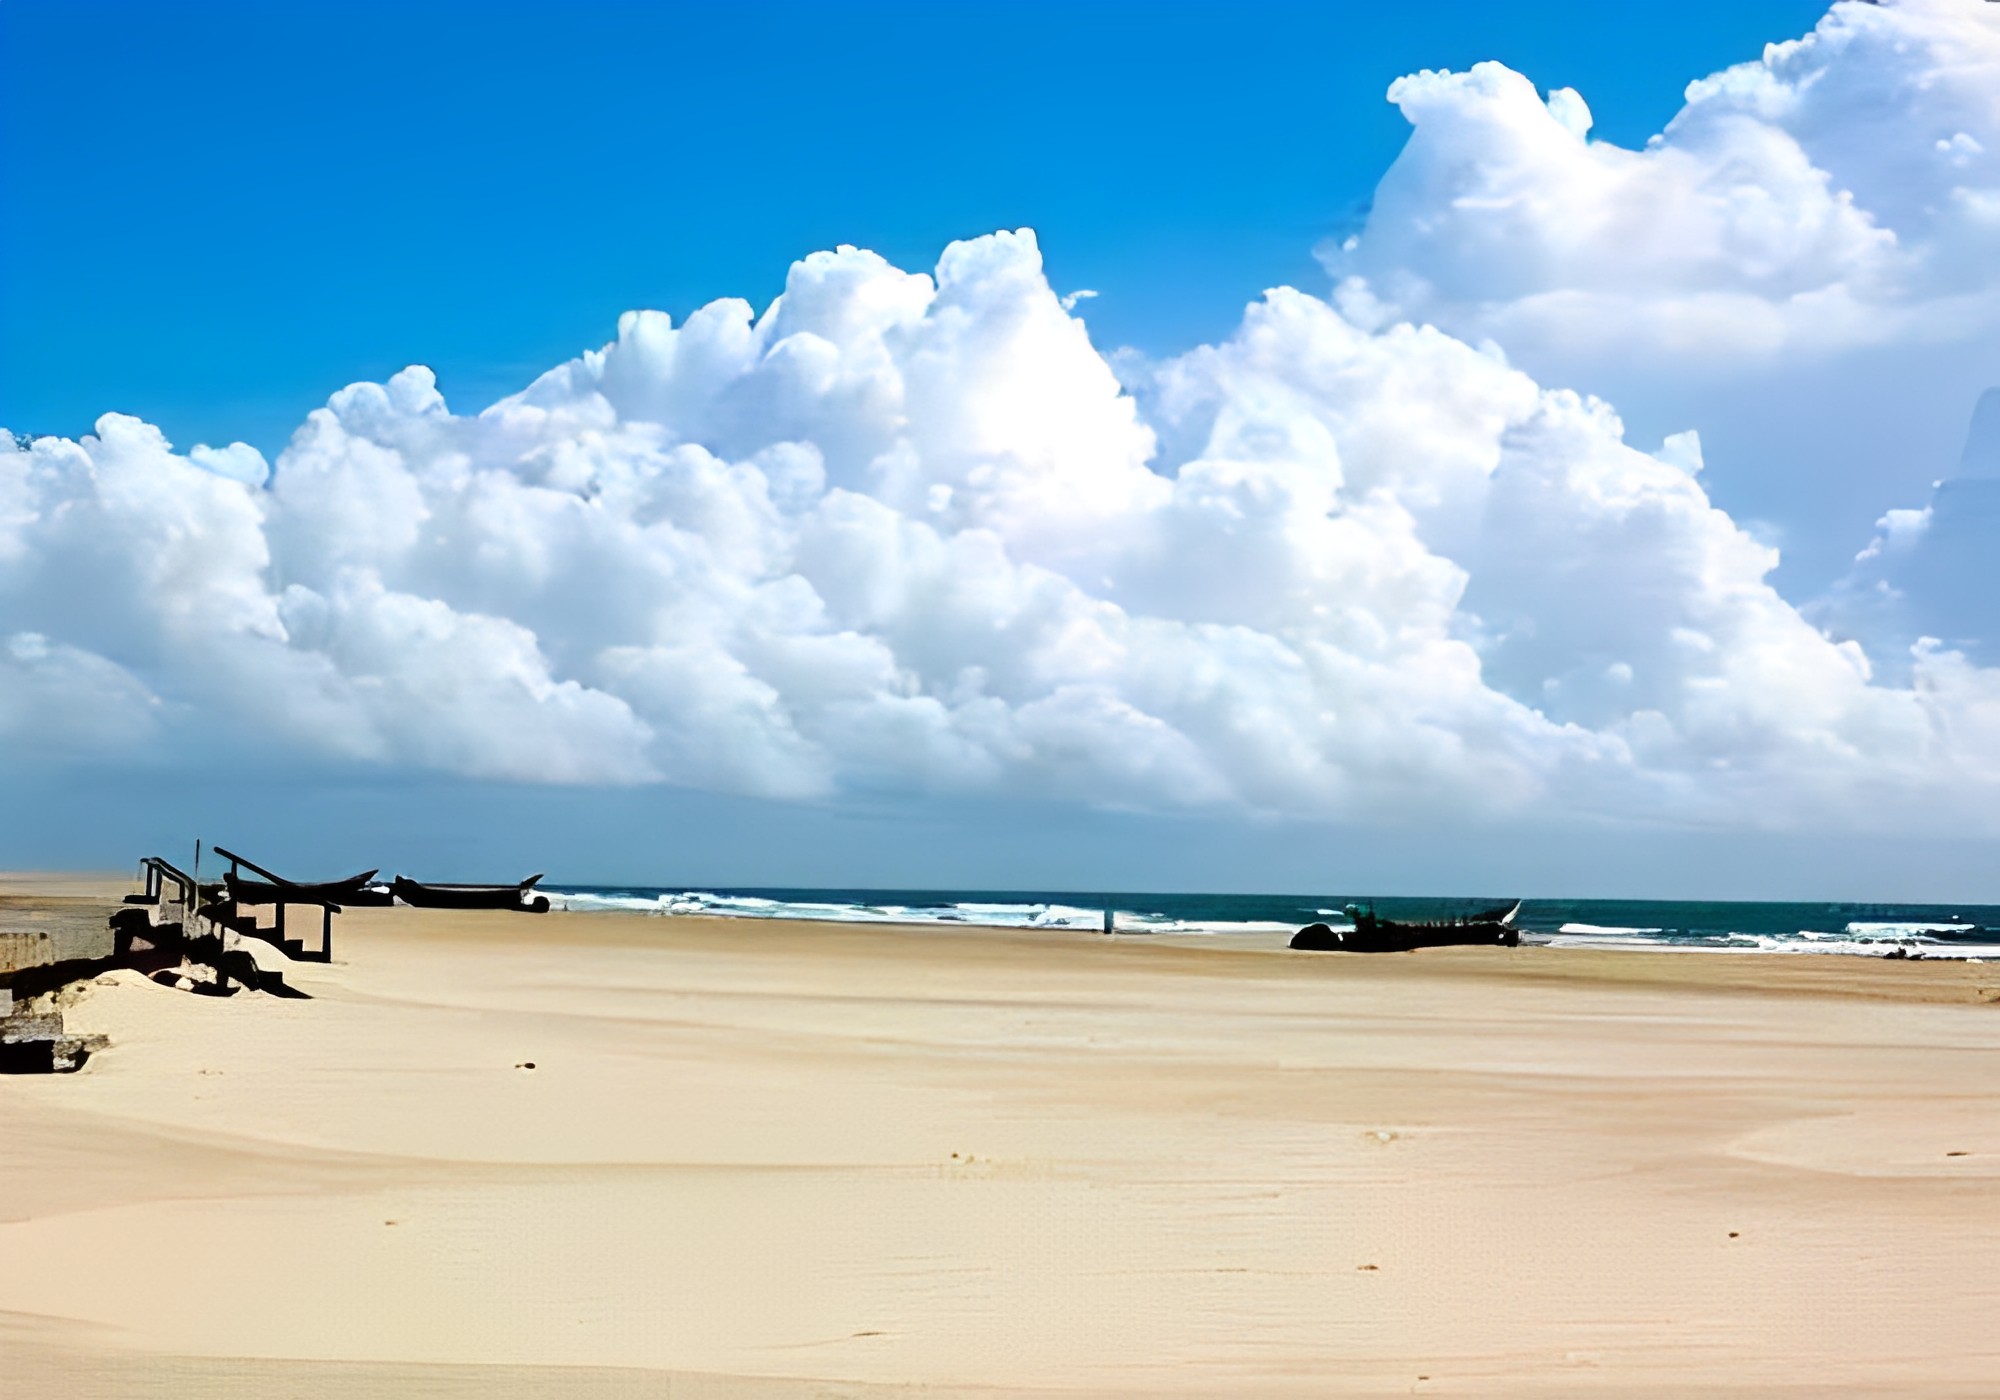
left=543, top=886, right=2000, bottom=959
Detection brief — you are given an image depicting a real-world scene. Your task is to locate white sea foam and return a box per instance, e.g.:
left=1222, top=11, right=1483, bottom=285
left=551, top=890, right=1124, bottom=930
left=1532, top=931, right=1705, bottom=952
left=1534, top=928, right=2000, bottom=959
left=547, top=891, right=677, bottom=914
left=546, top=890, right=2000, bottom=958
left=1845, top=921, right=1977, bottom=936
left=548, top=889, right=1327, bottom=937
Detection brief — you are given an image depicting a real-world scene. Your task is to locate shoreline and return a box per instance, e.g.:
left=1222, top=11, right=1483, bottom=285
left=541, top=883, right=2000, bottom=963
left=536, top=899, right=2000, bottom=1007
left=2, top=874, right=1998, bottom=1394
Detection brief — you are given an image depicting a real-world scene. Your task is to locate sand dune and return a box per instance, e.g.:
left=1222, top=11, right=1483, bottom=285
left=3, top=881, right=1998, bottom=1396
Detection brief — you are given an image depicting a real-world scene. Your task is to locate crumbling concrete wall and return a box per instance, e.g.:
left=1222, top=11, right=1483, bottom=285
left=0, top=931, right=55, bottom=973
left=1, top=918, right=116, bottom=968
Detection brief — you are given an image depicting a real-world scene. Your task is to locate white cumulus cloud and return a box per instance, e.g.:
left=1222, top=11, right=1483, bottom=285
left=1322, top=0, right=2000, bottom=585
left=1817, top=388, right=2000, bottom=672
left=4, top=223, right=2000, bottom=835
left=6, top=3, right=2000, bottom=839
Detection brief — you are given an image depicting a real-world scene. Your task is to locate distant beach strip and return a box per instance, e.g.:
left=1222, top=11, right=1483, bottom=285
left=545, top=888, right=2000, bottom=959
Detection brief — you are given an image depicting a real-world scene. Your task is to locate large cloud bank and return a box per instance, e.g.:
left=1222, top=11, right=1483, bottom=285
left=1819, top=387, right=2000, bottom=672
left=1324, top=0, right=2000, bottom=583
left=7, top=226, right=2000, bottom=833
left=6, top=0, right=2000, bottom=836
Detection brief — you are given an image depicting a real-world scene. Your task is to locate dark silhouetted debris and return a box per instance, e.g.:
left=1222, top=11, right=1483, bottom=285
left=391, top=874, right=551, bottom=913
left=1292, top=901, right=1522, bottom=953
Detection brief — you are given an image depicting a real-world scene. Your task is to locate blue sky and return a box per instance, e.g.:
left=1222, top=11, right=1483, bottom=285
left=4, top=0, right=1830, bottom=455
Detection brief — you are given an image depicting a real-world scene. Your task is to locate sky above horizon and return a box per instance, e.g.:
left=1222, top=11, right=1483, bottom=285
left=4, top=0, right=2000, bottom=898
left=5, top=0, right=1835, bottom=451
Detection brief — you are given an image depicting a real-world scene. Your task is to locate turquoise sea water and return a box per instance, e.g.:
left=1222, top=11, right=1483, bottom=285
left=544, top=886, right=2000, bottom=958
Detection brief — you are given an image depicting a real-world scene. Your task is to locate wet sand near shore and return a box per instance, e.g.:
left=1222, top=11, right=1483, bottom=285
left=2, top=875, right=1998, bottom=1396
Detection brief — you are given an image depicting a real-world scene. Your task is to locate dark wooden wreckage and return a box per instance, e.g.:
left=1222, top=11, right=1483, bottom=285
left=1292, top=900, right=1522, bottom=953
left=390, top=874, right=551, bottom=914
left=214, top=847, right=396, bottom=910
left=208, top=846, right=372, bottom=960
left=221, top=868, right=381, bottom=905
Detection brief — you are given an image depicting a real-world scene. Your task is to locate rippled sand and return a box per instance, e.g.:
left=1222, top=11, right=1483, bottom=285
left=3, top=876, right=1998, bottom=1396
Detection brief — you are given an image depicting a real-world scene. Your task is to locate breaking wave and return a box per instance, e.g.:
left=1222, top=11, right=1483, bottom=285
left=548, top=888, right=1314, bottom=935
left=544, top=888, right=2000, bottom=958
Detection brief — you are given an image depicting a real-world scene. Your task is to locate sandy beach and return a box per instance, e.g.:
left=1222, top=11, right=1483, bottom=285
left=3, top=875, right=1999, bottom=1396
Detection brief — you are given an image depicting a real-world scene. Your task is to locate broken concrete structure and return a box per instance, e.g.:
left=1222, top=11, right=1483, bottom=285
left=0, top=891, right=120, bottom=1073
